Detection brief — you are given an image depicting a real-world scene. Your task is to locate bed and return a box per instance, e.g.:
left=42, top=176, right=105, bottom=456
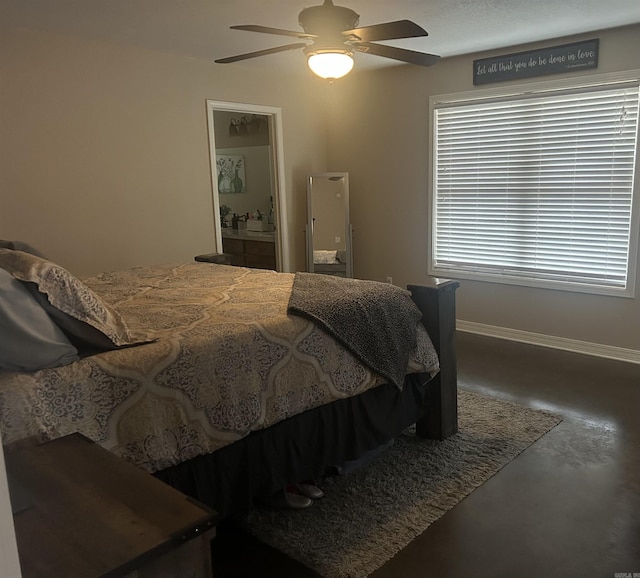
left=0, top=246, right=459, bottom=517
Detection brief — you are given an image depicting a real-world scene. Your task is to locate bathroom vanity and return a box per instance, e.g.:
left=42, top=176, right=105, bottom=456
left=221, top=229, right=276, bottom=270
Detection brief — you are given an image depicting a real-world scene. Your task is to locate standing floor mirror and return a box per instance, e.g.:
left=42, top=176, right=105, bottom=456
left=305, top=173, right=353, bottom=277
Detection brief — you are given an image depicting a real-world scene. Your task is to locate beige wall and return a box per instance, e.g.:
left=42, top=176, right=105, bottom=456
left=0, top=445, right=21, bottom=578
left=326, top=25, right=640, bottom=351
left=0, top=27, right=331, bottom=276
left=2, top=24, right=640, bottom=350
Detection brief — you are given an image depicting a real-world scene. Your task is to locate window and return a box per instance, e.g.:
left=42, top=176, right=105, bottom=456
left=429, top=73, right=640, bottom=296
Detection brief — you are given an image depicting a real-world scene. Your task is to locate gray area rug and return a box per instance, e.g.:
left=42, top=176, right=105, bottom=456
left=243, top=390, right=562, bottom=578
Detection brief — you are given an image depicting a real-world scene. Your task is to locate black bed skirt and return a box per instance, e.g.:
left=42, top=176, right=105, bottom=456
left=154, top=373, right=433, bottom=517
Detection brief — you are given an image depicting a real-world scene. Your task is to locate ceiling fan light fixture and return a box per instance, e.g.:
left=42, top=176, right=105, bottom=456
left=307, top=50, right=354, bottom=79
left=219, top=2, right=440, bottom=76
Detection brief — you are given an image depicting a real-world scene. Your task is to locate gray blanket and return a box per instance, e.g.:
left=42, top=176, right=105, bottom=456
left=287, top=273, right=422, bottom=388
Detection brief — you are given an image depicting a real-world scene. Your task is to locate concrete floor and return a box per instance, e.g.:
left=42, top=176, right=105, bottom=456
left=213, top=332, right=640, bottom=578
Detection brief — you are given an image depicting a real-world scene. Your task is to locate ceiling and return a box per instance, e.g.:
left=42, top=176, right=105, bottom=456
left=2, top=0, right=640, bottom=75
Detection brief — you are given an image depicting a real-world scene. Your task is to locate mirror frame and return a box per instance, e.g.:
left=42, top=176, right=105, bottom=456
left=306, top=172, right=353, bottom=278
left=206, top=100, right=290, bottom=272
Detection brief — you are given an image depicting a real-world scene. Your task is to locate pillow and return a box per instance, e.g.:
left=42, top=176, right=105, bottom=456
left=313, top=250, right=339, bottom=264
left=0, top=268, right=79, bottom=371
left=0, top=249, right=151, bottom=352
left=0, top=240, right=47, bottom=259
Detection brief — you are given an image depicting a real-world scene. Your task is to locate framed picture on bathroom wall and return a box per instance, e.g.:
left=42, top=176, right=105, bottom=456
left=217, top=154, right=246, bottom=193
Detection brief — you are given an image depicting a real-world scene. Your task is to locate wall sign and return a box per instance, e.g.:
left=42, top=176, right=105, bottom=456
left=473, top=39, right=599, bottom=85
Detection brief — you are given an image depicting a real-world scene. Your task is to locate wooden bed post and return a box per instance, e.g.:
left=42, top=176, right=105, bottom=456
left=408, top=279, right=460, bottom=440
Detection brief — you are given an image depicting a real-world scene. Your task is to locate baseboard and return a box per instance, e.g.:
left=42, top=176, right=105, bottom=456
left=457, top=320, right=640, bottom=365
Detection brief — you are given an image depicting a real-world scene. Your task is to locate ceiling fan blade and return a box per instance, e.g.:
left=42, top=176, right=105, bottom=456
left=231, top=25, right=316, bottom=40
left=344, top=20, right=427, bottom=42
left=354, top=42, right=440, bottom=67
left=215, top=43, right=307, bottom=64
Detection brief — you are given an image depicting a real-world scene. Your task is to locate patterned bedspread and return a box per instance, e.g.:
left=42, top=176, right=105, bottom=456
left=0, top=263, right=439, bottom=473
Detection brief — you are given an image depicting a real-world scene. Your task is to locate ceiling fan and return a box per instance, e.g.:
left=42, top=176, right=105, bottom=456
left=215, top=0, right=440, bottom=80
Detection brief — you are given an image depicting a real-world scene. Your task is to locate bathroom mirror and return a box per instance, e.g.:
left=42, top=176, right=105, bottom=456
left=305, top=173, right=353, bottom=277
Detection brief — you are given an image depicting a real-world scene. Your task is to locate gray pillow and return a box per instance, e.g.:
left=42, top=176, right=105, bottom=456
left=0, top=268, right=79, bottom=371
left=0, top=249, right=153, bottom=352
left=0, top=240, right=47, bottom=259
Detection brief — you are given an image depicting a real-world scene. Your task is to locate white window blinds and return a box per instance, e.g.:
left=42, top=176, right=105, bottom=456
left=431, top=79, right=640, bottom=295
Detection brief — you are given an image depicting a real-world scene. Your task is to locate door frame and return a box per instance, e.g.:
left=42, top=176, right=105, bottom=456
left=206, top=100, right=290, bottom=272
